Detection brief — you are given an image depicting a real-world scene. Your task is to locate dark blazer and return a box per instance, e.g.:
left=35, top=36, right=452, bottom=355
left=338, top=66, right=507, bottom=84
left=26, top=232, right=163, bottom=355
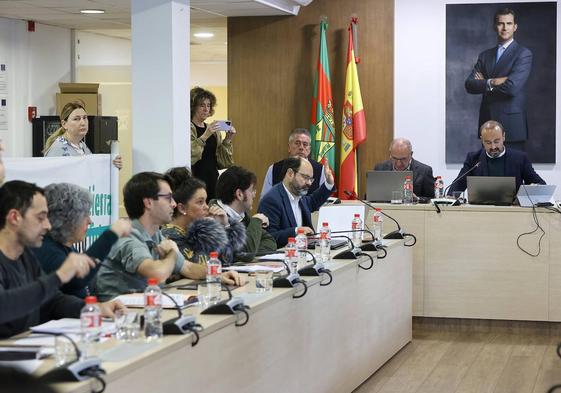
left=258, top=182, right=332, bottom=248
left=465, top=40, right=533, bottom=142
left=448, top=148, right=545, bottom=194
left=374, top=158, right=435, bottom=199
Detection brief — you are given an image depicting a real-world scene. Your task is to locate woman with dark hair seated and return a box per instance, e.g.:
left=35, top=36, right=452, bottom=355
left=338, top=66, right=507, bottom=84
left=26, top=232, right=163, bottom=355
left=162, top=167, right=246, bottom=266
left=32, top=183, right=131, bottom=298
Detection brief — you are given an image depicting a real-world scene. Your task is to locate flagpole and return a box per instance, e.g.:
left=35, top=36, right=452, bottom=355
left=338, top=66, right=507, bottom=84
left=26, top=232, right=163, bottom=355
left=351, top=16, right=362, bottom=198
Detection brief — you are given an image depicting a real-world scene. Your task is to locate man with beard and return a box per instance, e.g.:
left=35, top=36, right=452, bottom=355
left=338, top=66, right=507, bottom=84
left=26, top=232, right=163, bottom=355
left=0, top=180, right=125, bottom=338
left=258, top=157, right=334, bottom=248
left=213, top=166, right=277, bottom=260
left=96, top=172, right=241, bottom=301
left=448, top=120, right=545, bottom=195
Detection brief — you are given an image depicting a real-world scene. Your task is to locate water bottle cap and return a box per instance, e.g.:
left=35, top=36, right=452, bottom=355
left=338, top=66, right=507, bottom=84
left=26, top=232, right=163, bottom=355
left=147, top=278, right=158, bottom=286
left=85, top=296, right=97, bottom=304
left=297, top=228, right=305, bottom=234
left=375, top=208, right=381, bottom=212
left=210, top=251, right=218, bottom=258
left=405, top=175, right=411, bottom=179
left=354, top=213, right=360, bottom=217
left=322, top=222, right=329, bottom=227
left=287, top=237, right=295, bottom=243
left=436, top=175, right=442, bottom=179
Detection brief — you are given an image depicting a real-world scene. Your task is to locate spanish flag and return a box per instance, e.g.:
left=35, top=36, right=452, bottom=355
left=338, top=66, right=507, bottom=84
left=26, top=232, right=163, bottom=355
left=339, top=18, right=366, bottom=200
left=310, top=18, right=335, bottom=172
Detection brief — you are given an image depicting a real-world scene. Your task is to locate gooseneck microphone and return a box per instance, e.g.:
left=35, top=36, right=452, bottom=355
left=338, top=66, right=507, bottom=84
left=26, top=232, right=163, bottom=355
left=37, top=333, right=106, bottom=389
left=328, top=230, right=387, bottom=259
left=296, top=249, right=333, bottom=286
left=200, top=283, right=250, bottom=327
left=96, top=259, right=203, bottom=342
left=344, top=190, right=405, bottom=240
left=443, top=161, right=481, bottom=197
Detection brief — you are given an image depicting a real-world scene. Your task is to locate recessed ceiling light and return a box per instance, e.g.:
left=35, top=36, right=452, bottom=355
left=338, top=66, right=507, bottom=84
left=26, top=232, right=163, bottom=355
left=80, top=9, right=105, bottom=14
left=194, top=32, right=214, bottom=38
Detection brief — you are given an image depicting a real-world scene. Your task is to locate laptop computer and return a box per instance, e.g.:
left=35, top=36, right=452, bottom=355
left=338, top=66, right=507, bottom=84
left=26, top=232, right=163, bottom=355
left=366, top=170, right=413, bottom=202
left=308, top=205, right=367, bottom=249
left=516, top=184, right=556, bottom=207
left=467, top=176, right=516, bottom=205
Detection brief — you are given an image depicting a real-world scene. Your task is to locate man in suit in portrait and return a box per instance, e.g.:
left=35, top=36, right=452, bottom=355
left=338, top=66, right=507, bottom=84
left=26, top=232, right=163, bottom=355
left=465, top=8, right=532, bottom=150
left=258, top=156, right=334, bottom=248
left=448, top=120, right=545, bottom=195
left=374, top=138, right=435, bottom=200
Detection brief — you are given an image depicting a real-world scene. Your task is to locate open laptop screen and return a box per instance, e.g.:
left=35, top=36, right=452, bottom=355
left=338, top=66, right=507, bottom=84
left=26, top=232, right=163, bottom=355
left=467, top=176, right=516, bottom=205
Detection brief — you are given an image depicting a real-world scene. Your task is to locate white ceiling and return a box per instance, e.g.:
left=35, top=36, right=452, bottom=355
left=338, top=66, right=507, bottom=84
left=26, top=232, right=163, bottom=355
left=0, top=0, right=310, bottom=62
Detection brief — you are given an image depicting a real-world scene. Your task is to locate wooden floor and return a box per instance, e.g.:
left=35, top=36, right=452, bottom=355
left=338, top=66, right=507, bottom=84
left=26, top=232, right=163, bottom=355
left=354, top=319, right=561, bottom=393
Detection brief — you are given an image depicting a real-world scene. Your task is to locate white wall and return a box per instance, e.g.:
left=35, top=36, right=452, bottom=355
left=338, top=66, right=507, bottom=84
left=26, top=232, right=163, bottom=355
left=0, top=18, right=71, bottom=157
left=395, top=0, right=561, bottom=198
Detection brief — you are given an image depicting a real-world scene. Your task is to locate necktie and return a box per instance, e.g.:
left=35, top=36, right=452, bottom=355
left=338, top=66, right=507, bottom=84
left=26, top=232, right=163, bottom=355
left=496, top=45, right=505, bottom=64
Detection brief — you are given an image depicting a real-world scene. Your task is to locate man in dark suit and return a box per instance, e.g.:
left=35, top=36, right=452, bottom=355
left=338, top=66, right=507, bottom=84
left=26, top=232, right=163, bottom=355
left=448, top=120, right=545, bottom=195
left=465, top=8, right=532, bottom=149
left=374, top=138, right=435, bottom=199
left=258, top=156, right=334, bottom=248
left=260, top=128, right=326, bottom=199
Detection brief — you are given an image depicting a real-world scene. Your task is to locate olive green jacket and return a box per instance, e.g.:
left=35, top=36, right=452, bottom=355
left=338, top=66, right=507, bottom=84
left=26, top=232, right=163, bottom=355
left=190, top=123, right=234, bottom=168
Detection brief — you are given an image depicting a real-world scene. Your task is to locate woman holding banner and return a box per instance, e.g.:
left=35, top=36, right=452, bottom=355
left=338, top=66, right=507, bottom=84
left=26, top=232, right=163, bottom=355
left=32, top=183, right=131, bottom=298
left=43, top=100, right=122, bottom=169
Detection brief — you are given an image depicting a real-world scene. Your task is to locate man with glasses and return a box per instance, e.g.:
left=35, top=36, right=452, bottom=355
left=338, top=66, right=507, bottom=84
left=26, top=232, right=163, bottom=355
left=96, top=172, right=241, bottom=301
left=212, top=166, right=277, bottom=260
left=260, top=128, right=326, bottom=199
left=258, top=157, right=334, bottom=248
left=374, top=138, right=435, bottom=199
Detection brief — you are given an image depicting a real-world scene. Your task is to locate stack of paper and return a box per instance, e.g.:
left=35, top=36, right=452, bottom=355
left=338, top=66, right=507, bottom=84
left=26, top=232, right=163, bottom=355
left=115, top=293, right=187, bottom=309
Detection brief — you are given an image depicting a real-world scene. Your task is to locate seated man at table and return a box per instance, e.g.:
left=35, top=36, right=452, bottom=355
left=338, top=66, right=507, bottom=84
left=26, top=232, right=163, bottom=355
left=0, top=180, right=124, bottom=338
left=258, top=156, right=334, bottom=248
left=96, top=172, right=242, bottom=301
left=374, top=138, right=435, bottom=199
left=261, top=128, right=326, bottom=199
left=448, top=120, right=545, bottom=194
left=213, top=166, right=277, bottom=261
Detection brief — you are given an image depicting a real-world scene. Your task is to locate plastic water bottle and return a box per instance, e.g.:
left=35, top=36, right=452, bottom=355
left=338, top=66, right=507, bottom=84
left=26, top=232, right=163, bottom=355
left=144, top=278, right=163, bottom=342
left=351, top=213, right=363, bottom=248
left=319, top=222, right=331, bottom=264
left=206, top=251, right=222, bottom=305
left=295, top=228, right=308, bottom=269
left=285, top=237, right=298, bottom=275
left=373, top=208, right=384, bottom=241
left=434, top=176, right=444, bottom=198
left=403, top=175, right=414, bottom=204
left=80, top=296, right=101, bottom=357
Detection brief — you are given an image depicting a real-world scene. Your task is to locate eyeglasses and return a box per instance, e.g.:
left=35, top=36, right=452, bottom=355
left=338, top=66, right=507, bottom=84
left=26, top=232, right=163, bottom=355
left=295, top=171, right=314, bottom=184
left=156, top=193, right=174, bottom=203
left=390, top=155, right=411, bottom=163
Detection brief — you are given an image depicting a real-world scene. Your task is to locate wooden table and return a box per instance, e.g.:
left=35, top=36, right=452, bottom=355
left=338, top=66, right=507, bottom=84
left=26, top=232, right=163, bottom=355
left=364, top=202, right=561, bottom=321
left=38, top=240, right=412, bottom=393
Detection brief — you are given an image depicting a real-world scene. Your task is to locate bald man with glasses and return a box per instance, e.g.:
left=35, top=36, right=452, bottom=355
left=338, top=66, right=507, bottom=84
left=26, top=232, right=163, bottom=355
left=374, top=138, right=436, bottom=200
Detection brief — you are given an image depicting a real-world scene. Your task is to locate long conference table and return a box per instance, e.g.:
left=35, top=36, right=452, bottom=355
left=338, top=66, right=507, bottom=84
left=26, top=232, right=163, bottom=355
left=364, top=202, right=561, bottom=321
left=25, top=240, right=412, bottom=393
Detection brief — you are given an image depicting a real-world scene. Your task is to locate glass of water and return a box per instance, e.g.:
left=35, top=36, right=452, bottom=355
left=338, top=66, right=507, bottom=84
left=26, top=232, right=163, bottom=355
left=255, top=271, right=273, bottom=293
left=54, top=335, right=77, bottom=366
left=114, top=310, right=140, bottom=342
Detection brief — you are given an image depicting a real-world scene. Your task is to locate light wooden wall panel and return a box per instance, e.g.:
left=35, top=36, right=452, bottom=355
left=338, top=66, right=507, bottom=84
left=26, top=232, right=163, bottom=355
left=228, top=0, right=394, bottom=204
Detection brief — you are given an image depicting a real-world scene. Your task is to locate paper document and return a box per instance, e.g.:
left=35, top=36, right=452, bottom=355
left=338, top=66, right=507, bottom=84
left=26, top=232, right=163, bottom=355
left=256, top=253, right=314, bottom=262
left=223, top=264, right=285, bottom=273
left=115, top=293, right=187, bottom=308
left=31, top=318, right=116, bottom=336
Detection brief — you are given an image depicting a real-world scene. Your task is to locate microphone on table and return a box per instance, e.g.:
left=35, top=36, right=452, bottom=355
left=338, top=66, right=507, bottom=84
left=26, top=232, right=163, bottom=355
left=36, top=333, right=106, bottom=385
left=328, top=229, right=387, bottom=259
left=296, top=248, right=333, bottom=286
left=200, top=283, right=251, bottom=327
left=433, top=161, right=481, bottom=212
left=235, top=250, right=309, bottom=298
left=344, top=190, right=416, bottom=246
left=96, top=259, right=203, bottom=343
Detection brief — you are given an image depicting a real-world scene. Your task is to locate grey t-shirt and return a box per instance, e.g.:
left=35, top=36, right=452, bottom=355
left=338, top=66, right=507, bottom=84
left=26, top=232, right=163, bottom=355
left=44, top=136, right=92, bottom=157
left=96, top=219, right=184, bottom=301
